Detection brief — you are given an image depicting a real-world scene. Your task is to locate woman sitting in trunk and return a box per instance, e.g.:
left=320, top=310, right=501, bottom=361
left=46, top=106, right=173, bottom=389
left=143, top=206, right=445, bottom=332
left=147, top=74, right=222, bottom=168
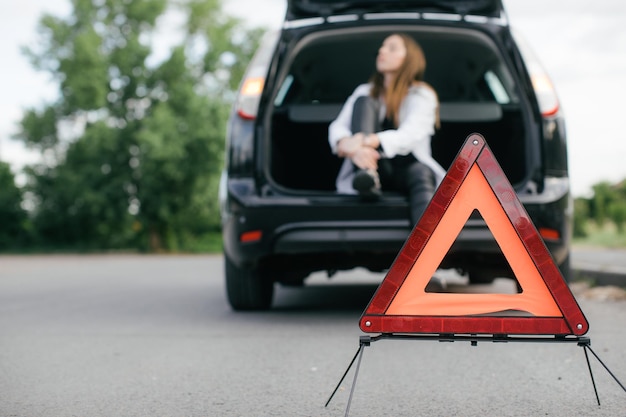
left=328, top=33, right=445, bottom=225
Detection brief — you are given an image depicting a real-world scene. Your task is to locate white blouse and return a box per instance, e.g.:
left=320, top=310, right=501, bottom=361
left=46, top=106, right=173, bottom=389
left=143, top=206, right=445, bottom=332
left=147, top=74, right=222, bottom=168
left=328, top=83, right=446, bottom=194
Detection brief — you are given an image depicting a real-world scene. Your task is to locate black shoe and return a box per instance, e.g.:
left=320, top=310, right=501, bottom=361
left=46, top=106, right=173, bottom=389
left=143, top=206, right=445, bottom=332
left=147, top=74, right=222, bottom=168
left=352, top=169, right=381, bottom=198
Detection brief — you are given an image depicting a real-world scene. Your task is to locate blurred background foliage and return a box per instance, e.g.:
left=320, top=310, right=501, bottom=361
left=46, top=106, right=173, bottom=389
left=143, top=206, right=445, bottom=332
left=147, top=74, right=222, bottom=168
left=573, top=180, right=626, bottom=248
left=2, top=0, right=263, bottom=252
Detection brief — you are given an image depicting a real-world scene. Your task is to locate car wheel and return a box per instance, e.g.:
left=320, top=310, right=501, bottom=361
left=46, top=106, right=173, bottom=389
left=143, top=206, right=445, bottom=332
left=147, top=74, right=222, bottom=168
left=558, top=252, right=572, bottom=283
left=224, top=255, right=274, bottom=311
left=468, top=271, right=496, bottom=285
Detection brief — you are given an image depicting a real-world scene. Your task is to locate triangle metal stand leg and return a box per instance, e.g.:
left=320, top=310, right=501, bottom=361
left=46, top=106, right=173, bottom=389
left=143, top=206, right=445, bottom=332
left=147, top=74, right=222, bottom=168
left=326, top=334, right=626, bottom=414
left=579, top=338, right=626, bottom=406
left=325, top=336, right=370, bottom=416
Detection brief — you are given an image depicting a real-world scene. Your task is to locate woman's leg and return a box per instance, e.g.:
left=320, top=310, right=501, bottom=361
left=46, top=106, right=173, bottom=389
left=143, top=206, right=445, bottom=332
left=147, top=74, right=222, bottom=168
left=404, top=162, right=436, bottom=225
left=351, top=96, right=379, bottom=134
left=351, top=96, right=382, bottom=197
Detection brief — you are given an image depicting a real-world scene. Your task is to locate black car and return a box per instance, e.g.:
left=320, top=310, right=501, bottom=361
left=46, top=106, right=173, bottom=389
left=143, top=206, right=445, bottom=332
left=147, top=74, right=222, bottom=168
left=219, top=0, right=572, bottom=310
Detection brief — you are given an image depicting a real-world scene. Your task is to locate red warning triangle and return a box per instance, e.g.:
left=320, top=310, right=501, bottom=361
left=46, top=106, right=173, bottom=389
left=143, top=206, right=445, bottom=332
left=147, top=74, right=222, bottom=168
left=360, top=134, right=588, bottom=336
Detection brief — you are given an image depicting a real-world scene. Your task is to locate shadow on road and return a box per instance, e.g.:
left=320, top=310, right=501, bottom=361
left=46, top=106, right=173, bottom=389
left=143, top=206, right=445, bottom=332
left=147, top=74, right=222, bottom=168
left=267, top=270, right=519, bottom=313
left=272, top=283, right=379, bottom=312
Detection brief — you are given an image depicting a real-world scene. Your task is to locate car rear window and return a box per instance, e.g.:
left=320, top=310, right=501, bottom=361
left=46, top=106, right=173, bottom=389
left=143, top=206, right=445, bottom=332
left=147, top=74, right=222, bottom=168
left=273, top=26, right=519, bottom=109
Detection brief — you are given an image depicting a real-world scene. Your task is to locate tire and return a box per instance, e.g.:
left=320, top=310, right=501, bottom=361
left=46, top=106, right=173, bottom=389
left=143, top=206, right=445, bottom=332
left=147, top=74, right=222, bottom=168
left=468, top=271, right=496, bottom=285
left=224, top=255, right=274, bottom=311
left=558, top=252, right=572, bottom=283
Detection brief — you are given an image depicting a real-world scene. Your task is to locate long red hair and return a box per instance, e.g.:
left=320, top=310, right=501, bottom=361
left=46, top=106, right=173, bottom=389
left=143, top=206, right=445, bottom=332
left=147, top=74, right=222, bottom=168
left=370, top=34, right=439, bottom=128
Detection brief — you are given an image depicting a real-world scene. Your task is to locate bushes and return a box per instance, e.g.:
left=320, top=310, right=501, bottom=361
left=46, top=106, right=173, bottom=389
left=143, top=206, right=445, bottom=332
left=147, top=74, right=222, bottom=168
left=574, top=179, right=626, bottom=243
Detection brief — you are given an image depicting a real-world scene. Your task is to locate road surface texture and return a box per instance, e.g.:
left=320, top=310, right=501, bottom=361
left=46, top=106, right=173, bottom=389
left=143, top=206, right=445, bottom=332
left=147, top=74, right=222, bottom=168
left=1, top=254, right=625, bottom=416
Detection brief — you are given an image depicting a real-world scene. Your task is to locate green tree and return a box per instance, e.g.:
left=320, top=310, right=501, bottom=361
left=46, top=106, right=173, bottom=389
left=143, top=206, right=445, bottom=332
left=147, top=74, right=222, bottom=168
left=15, top=0, right=262, bottom=251
left=611, top=179, right=626, bottom=231
left=588, top=181, right=614, bottom=226
left=608, top=201, right=626, bottom=232
left=23, top=122, right=136, bottom=248
left=572, top=197, right=589, bottom=238
left=0, top=163, right=28, bottom=249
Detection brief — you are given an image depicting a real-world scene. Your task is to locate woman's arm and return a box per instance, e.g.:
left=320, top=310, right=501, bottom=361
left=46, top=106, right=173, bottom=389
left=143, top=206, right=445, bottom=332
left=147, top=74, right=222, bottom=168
left=376, top=86, right=437, bottom=158
left=328, top=84, right=372, bottom=154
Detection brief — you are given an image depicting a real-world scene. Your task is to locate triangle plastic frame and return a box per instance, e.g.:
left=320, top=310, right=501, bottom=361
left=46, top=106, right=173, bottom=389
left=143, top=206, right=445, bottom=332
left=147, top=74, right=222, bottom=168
left=360, top=134, right=588, bottom=336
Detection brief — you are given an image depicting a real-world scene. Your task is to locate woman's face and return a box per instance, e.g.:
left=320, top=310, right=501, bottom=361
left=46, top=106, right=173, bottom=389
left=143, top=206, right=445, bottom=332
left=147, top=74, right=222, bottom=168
left=376, top=35, right=407, bottom=75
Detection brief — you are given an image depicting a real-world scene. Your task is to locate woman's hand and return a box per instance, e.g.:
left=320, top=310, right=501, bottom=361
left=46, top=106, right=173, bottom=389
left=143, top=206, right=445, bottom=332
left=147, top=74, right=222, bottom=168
left=338, top=133, right=380, bottom=156
left=337, top=133, right=381, bottom=170
left=337, top=133, right=364, bottom=158
left=351, top=146, right=380, bottom=170
left=362, top=133, right=380, bottom=149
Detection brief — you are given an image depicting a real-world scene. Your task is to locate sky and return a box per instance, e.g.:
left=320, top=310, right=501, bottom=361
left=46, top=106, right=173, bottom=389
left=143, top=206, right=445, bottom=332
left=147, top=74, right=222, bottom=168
left=1, top=0, right=625, bottom=197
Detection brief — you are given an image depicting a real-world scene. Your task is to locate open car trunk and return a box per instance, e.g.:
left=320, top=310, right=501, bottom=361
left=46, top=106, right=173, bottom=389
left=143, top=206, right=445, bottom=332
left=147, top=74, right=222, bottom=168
left=267, top=26, right=531, bottom=194
left=286, top=0, right=504, bottom=20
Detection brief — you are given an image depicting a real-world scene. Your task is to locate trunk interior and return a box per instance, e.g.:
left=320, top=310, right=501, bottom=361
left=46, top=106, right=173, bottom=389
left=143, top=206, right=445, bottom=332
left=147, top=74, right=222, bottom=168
left=268, top=25, right=529, bottom=193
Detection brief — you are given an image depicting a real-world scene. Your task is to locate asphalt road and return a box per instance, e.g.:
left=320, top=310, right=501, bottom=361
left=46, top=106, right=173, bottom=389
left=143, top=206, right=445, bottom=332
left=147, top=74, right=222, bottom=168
left=1, top=255, right=625, bottom=417
left=572, top=247, right=626, bottom=287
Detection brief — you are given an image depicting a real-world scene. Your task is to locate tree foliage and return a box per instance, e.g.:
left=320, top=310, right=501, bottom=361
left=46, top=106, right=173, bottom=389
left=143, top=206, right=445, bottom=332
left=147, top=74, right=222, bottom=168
left=572, top=197, right=589, bottom=238
left=15, top=0, right=262, bottom=251
left=0, top=163, right=28, bottom=249
left=588, top=181, right=614, bottom=226
left=574, top=179, right=626, bottom=238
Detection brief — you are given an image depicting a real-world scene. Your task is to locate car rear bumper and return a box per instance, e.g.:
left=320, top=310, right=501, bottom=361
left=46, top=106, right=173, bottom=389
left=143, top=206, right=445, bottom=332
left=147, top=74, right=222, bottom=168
left=221, top=176, right=571, bottom=273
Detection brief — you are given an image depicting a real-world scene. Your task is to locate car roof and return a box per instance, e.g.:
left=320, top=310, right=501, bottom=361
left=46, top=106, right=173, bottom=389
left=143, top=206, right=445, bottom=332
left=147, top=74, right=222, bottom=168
left=286, top=0, right=504, bottom=20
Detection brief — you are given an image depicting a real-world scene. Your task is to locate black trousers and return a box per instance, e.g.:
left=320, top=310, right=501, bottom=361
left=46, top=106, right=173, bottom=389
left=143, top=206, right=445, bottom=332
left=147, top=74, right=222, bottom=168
left=351, top=96, right=436, bottom=225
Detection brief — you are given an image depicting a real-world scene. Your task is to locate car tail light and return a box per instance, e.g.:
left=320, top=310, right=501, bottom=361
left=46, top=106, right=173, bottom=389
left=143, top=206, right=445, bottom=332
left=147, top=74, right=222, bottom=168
left=234, top=30, right=279, bottom=121
left=236, top=76, right=265, bottom=120
left=530, top=72, right=559, bottom=117
left=240, top=230, right=263, bottom=243
left=511, top=29, right=560, bottom=117
left=539, top=227, right=560, bottom=241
